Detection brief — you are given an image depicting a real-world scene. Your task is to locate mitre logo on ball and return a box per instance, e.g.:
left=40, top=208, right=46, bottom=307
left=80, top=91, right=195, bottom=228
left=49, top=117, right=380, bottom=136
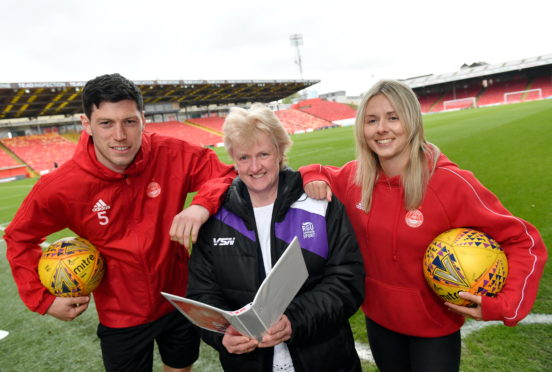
left=423, top=228, right=508, bottom=306
left=38, top=237, right=105, bottom=297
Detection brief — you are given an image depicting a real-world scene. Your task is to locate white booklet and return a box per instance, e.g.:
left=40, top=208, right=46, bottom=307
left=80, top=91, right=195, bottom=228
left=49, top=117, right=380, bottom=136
left=162, top=236, right=308, bottom=341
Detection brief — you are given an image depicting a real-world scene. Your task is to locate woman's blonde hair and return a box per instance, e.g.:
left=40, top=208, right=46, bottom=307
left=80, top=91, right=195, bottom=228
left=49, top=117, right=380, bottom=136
left=354, top=79, right=440, bottom=211
left=223, top=103, right=292, bottom=169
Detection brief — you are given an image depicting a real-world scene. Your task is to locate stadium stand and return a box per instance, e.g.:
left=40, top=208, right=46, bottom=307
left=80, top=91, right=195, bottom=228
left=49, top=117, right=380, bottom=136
left=415, top=91, right=443, bottom=113
left=415, top=81, right=484, bottom=113
left=275, top=109, right=335, bottom=133
left=0, top=147, right=20, bottom=168
left=0, top=80, right=319, bottom=121
left=530, top=75, right=552, bottom=98
left=415, top=73, right=547, bottom=111
left=291, top=98, right=356, bottom=122
left=0, top=54, right=549, bottom=184
left=188, top=110, right=338, bottom=135
left=187, top=117, right=225, bottom=133
left=61, top=132, right=82, bottom=143
left=145, top=121, right=222, bottom=147
left=1, top=133, right=76, bottom=174
left=173, top=110, right=337, bottom=138
left=477, top=75, right=529, bottom=106
left=441, top=83, right=482, bottom=111
left=407, top=54, right=552, bottom=112
left=0, top=79, right=318, bottom=181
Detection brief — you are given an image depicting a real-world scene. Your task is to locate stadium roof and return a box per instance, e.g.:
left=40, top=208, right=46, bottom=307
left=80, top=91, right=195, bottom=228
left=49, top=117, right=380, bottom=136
left=403, top=53, right=552, bottom=89
left=0, top=79, right=319, bottom=120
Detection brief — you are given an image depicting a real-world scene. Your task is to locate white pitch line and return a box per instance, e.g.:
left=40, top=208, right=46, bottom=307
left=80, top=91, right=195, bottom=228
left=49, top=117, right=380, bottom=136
left=355, top=313, right=552, bottom=363
left=355, top=341, right=374, bottom=362
left=0, top=330, right=9, bottom=341
left=460, top=313, right=552, bottom=338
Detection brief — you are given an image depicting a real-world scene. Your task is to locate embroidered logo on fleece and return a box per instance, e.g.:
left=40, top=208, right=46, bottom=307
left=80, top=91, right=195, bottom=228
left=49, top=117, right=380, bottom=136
left=92, top=199, right=110, bottom=226
left=405, top=209, right=423, bottom=228
left=147, top=181, right=161, bottom=198
left=301, top=222, right=316, bottom=239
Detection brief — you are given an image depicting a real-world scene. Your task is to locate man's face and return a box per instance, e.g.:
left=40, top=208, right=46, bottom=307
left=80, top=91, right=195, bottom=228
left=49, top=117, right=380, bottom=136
left=81, top=100, right=145, bottom=173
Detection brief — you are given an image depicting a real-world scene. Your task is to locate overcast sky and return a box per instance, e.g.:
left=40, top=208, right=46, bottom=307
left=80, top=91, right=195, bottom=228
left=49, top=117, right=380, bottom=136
left=1, top=0, right=550, bottom=96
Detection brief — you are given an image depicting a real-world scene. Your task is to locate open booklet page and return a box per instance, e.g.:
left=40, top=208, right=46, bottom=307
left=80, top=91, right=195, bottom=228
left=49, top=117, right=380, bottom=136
left=162, top=236, right=308, bottom=341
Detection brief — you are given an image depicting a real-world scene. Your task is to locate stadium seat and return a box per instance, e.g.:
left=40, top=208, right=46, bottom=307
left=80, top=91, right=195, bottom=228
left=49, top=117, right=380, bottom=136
left=291, top=98, right=356, bottom=122
left=478, top=75, right=529, bottom=106
left=145, top=121, right=223, bottom=147
left=529, top=75, right=552, bottom=98
left=187, top=117, right=225, bottom=133
left=0, top=147, right=20, bottom=168
left=275, top=109, right=335, bottom=134
left=1, top=133, right=76, bottom=173
left=415, top=91, right=443, bottom=113
left=417, top=82, right=483, bottom=112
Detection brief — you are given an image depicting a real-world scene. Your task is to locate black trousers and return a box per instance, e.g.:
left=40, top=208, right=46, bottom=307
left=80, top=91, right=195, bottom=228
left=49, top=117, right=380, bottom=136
left=97, top=310, right=199, bottom=372
left=365, top=317, right=461, bottom=372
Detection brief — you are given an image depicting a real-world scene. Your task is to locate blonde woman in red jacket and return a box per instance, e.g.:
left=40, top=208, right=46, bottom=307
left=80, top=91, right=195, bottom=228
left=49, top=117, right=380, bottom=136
left=300, top=79, right=547, bottom=372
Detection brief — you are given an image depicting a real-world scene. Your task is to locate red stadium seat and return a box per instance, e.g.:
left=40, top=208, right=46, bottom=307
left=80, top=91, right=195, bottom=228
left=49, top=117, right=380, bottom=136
left=145, top=121, right=223, bottom=147
left=478, top=75, right=529, bottom=106
left=529, top=75, right=552, bottom=98
left=1, top=133, right=76, bottom=173
left=291, top=98, right=356, bottom=122
left=187, top=117, right=225, bottom=133
left=0, top=147, right=20, bottom=168
left=275, top=109, right=335, bottom=133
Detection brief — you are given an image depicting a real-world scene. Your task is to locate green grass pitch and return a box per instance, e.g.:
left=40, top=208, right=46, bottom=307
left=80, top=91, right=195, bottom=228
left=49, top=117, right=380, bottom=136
left=0, top=99, right=550, bottom=371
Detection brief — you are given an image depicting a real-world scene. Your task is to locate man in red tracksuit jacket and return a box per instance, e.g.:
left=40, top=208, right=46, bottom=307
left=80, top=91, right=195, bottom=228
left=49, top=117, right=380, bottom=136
left=5, top=73, right=235, bottom=372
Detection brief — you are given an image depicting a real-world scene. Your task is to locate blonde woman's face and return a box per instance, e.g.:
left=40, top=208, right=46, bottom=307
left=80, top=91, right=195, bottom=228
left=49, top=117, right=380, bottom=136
left=363, top=94, right=410, bottom=174
left=231, top=131, right=281, bottom=205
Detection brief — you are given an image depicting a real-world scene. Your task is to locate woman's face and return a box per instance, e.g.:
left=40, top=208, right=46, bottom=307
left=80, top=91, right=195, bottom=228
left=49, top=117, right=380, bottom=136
left=363, top=94, right=411, bottom=175
left=231, top=131, right=281, bottom=206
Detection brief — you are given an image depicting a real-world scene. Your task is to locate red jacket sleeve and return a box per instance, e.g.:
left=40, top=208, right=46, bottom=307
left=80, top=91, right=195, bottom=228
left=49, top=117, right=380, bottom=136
left=298, top=161, right=356, bottom=203
left=186, top=147, right=236, bottom=215
left=4, top=181, right=60, bottom=315
left=432, top=166, right=548, bottom=326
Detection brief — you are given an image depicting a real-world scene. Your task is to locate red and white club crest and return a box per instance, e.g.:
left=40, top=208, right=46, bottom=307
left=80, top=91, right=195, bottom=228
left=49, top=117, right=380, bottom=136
left=405, top=209, right=424, bottom=228
left=147, top=182, right=161, bottom=198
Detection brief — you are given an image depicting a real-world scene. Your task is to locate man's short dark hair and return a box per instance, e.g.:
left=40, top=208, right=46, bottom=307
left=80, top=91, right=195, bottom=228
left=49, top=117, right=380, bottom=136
left=81, top=73, right=144, bottom=118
